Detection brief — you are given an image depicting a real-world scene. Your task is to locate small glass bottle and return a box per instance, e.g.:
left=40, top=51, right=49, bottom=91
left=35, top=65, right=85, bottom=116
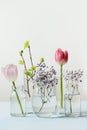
left=63, top=69, right=83, bottom=117
left=10, top=85, right=26, bottom=117
left=64, top=87, right=81, bottom=117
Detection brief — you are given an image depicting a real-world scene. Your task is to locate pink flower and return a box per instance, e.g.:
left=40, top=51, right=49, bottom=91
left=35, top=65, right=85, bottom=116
left=55, top=48, right=68, bottom=108
left=1, top=64, right=18, bottom=82
left=1, top=64, right=24, bottom=115
left=55, top=48, right=68, bottom=65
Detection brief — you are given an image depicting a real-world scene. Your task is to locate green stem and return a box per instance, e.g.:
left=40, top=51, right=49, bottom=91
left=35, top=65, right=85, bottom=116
left=26, top=76, right=31, bottom=98
left=60, top=64, right=63, bottom=108
left=12, top=81, right=24, bottom=115
left=38, top=100, right=46, bottom=113
left=28, top=46, right=33, bottom=66
left=69, top=99, right=72, bottom=114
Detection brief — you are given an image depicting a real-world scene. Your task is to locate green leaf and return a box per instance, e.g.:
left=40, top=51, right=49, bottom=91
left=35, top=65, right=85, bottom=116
left=31, top=66, right=36, bottom=71
left=40, top=57, right=44, bottom=63
left=19, top=50, right=23, bottom=56
left=24, top=41, right=30, bottom=49
left=19, top=60, right=24, bottom=65
left=27, top=66, right=36, bottom=72
left=24, top=70, right=33, bottom=77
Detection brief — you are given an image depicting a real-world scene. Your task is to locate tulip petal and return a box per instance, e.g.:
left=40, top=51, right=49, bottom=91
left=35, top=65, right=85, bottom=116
left=64, top=51, right=68, bottom=63
left=55, top=48, right=68, bottom=65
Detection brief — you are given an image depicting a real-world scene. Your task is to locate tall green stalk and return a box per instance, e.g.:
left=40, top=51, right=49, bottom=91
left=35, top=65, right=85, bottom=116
left=60, top=64, right=63, bottom=108
left=12, top=81, right=24, bottom=115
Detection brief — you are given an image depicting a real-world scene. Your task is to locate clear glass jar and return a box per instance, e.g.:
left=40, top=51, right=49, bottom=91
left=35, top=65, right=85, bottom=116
left=32, top=84, right=58, bottom=118
left=64, top=88, right=81, bottom=117
left=10, top=85, right=26, bottom=117
left=80, top=100, right=87, bottom=117
left=63, top=69, right=83, bottom=117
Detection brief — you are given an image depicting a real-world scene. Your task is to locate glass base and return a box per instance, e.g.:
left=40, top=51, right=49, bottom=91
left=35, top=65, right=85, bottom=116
left=81, top=112, right=87, bottom=117
left=32, top=95, right=58, bottom=118
left=56, top=108, right=66, bottom=118
left=34, top=111, right=58, bottom=118
left=25, top=111, right=34, bottom=117
left=32, top=105, right=58, bottom=118
left=25, top=106, right=34, bottom=117
left=10, top=113, right=26, bottom=117
left=65, top=112, right=81, bottom=117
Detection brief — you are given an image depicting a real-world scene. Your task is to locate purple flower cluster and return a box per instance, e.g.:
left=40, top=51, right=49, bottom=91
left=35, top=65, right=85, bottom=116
left=64, top=69, right=83, bottom=82
left=34, top=63, right=58, bottom=88
left=63, top=69, right=83, bottom=92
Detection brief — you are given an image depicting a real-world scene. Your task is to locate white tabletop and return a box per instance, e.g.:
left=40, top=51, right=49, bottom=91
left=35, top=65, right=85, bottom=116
left=0, top=102, right=87, bottom=130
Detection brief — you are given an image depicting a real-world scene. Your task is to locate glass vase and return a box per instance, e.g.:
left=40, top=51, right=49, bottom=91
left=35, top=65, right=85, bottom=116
left=64, top=91, right=81, bottom=117
left=80, top=98, right=87, bottom=117
left=24, top=75, right=34, bottom=116
left=10, top=85, right=26, bottom=117
left=32, top=84, right=58, bottom=118
left=55, top=85, right=65, bottom=118
left=63, top=69, right=83, bottom=117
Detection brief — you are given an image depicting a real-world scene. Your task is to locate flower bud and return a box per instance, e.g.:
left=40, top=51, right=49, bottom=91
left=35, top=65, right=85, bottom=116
left=55, top=48, right=68, bottom=65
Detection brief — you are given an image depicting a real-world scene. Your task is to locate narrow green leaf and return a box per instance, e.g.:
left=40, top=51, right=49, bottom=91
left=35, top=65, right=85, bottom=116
left=24, top=70, right=33, bottom=77
left=19, top=60, right=24, bottom=65
left=40, top=57, right=44, bottom=63
left=31, top=66, right=36, bottom=71
left=24, top=41, right=30, bottom=49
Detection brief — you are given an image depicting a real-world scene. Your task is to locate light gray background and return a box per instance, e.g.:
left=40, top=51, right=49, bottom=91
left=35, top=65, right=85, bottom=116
left=0, top=0, right=87, bottom=101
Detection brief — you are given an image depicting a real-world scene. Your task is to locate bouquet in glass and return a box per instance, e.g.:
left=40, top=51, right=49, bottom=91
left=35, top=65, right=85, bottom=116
left=32, top=62, right=58, bottom=118
left=63, top=69, right=83, bottom=94
left=19, top=41, right=45, bottom=115
left=63, top=69, right=83, bottom=117
left=1, top=64, right=25, bottom=116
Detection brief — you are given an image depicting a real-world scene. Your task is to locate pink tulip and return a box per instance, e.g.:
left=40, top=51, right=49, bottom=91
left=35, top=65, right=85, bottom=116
left=1, top=64, right=25, bottom=115
left=55, top=48, right=68, bottom=108
left=1, top=64, right=18, bottom=82
left=55, top=48, right=68, bottom=65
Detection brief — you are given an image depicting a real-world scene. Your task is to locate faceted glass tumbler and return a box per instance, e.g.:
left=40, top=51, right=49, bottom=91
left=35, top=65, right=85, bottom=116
left=64, top=93, right=81, bottom=117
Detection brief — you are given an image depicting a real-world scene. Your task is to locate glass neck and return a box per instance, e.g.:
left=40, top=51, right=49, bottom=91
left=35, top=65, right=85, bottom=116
left=66, top=86, right=79, bottom=94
